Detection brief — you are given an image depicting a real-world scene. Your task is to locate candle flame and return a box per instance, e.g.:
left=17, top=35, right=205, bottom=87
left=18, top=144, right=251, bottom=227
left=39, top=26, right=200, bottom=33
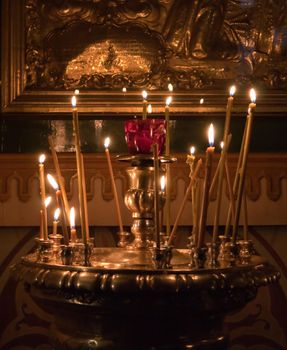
left=104, top=137, right=110, bottom=149
left=166, top=96, right=172, bottom=106
left=168, top=83, right=173, bottom=92
left=208, top=124, right=215, bottom=146
left=45, top=196, right=52, bottom=208
left=190, top=146, right=195, bottom=155
left=47, top=173, right=59, bottom=190
left=142, top=90, right=148, bottom=99
left=54, top=208, right=60, bottom=221
left=230, top=86, right=236, bottom=96
left=250, top=88, right=256, bottom=103
left=122, top=87, right=127, bottom=93
left=39, top=154, right=46, bottom=164
left=200, top=98, right=204, bottom=104
left=71, top=95, right=77, bottom=107
left=74, top=89, right=80, bottom=95
left=220, top=141, right=224, bottom=150
left=70, top=207, right=75, bottom=228
left=147, top=104, right=152, bottom=114
left=160, top=175, right=166, bottom=191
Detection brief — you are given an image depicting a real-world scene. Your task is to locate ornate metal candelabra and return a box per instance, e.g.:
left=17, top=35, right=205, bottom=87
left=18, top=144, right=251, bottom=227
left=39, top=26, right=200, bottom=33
left=13, top=153, right=280, bottom=350
left=119, top=155, right=170, bottom=249
left=12, top=118, right=280, bottom=350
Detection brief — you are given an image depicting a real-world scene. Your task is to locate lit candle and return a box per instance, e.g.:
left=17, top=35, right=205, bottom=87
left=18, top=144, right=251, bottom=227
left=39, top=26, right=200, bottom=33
left=45, top=196, right=52, bottom=234
left=142, top=90, right=148, bottom=120
left=48, top=136, right=70, bottom=219
left=165, top=96, right=172, bottom=238
left=197, top=124, right=215, bottom=248
left=160, top=175, right=166, bottom=192
left=160, top=175, right=166, bottom=233
left=147, top=104, right=152, bottom=115
left=47, top=173, right=69, bottom=245
left=212, top=134, right=232, bottom=242
left=165, top=96, right=172, bottom=156
left=223, top=86, right=236, bottom=144
left=168, top=83, right=173, bottom=93
left=38, top=154, right=48, bottom=240
left=186, top=146, right=196, bottom=176
left=232, top=89, right=256, bottom=243
left=224, top=157, right=236, bottom=227
left=80, top=153, right=90, bottom=242
left=71, top=96, right=89, bottom=246
left=186, top=147, right=198, bottom=239
left=104, top=137, right=124, bottom=234
left=45, top=196, right=52, bottom=207
left=70, top=207, right=77, bottom=243
left=153, top=143, right=161, bottom=249
left=209, top=134, right=232, bottom=198
left=224, top=125, right=247, bottom=237
left=168, top=159, right=203, bottom=247
left=53, top=208, right=60, bottom=235
left=39, top=209, right=44, bottom=240
left=243, top=192, right=249, bottom=241
left=45, top=196, right=52, bottom=233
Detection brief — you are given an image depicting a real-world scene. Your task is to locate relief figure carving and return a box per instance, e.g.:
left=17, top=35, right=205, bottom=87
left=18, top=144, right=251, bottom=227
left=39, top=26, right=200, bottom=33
left=163, top=0, right=229, bottom=60
left=24, top=0, right=287, bottom=91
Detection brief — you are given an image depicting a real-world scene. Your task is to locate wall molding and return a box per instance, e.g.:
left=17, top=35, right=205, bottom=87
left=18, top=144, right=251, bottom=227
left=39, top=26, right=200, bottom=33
left=0, top=153, right=286, bottom=203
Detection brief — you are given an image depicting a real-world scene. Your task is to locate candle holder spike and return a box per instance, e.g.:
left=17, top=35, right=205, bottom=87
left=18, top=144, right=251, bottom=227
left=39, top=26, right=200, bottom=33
left=84, top=242, right=93, bottom=267
left=193, top=246, right=208, bottom=269
left=152, top=246, right=173, bottom=269
left=218, top=235, right=229, bottom=262
left=222, top=242, right=236, bottom=267
left=70, top=242, right=85, bottom=265
left=60, top=245, right=74, bottom=266
left=35, top=238, right=53, bottom=263
left=49, top=233, right=63, bottom=263
left=206, top=242, right=220, bottom=268
left=117, top=231, right=132, bottom=248
left=238, top=240, right=252, bottom=265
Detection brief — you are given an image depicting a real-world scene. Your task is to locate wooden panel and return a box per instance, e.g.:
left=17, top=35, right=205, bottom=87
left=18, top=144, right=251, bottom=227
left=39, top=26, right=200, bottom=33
left=0, top=152, right=286, bottom=202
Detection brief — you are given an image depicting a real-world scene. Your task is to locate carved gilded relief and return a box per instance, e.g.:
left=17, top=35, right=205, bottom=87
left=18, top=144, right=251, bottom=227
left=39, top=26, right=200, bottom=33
left=24, top=0, right=287, bottom=91
left=2, top=0, right=287, bottom=113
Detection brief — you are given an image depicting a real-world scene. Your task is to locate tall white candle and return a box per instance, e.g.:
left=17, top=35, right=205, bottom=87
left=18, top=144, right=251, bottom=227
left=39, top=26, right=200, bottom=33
left=232, top=89, right=256, bottom=243
left=38, top=154, right=48, bottom=240
left=104, top=137, right=124, bottom=233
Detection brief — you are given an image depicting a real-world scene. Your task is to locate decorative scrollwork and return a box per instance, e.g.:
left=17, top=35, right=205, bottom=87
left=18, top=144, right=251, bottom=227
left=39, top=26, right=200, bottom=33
left=24, top=0, right=287, bottom=91
left=14, top=254, right=280, bottom=313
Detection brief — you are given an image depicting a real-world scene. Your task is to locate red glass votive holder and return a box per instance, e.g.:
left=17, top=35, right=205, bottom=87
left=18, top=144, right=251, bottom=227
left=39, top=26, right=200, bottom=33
left=125, top=119, right=166, bottom=155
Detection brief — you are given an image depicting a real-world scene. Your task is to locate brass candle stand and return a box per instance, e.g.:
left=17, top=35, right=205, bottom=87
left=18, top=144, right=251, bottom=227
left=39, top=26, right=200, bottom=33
left=13, top=154, right=280, bottom=350
left=14, top=251, right=280, bottom=350
left=118, top=154, right=174, bottom=250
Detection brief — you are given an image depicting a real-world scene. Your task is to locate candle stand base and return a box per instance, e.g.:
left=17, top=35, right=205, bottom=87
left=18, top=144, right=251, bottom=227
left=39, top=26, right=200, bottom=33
left=13, top=250, right=280, bottom=350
